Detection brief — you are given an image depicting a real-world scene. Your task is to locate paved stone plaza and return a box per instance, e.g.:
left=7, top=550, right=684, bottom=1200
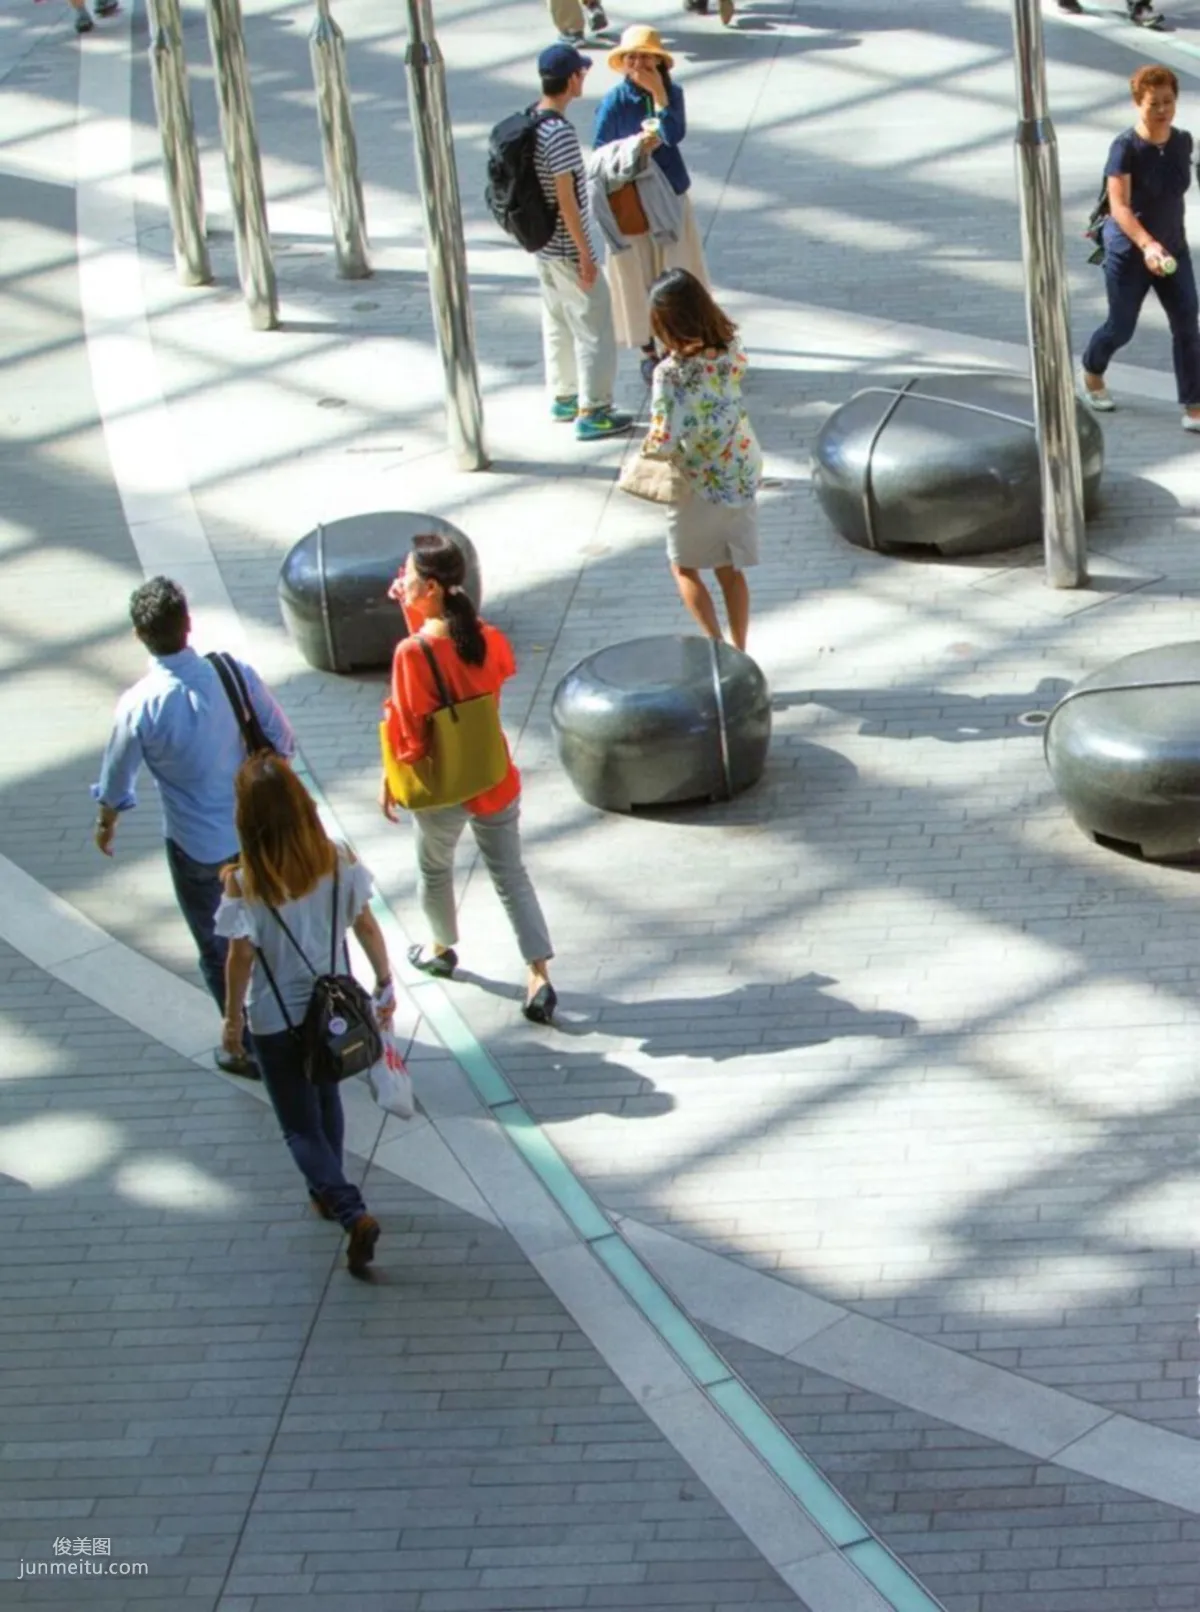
left=2, top=0, right=1200, bottom=1607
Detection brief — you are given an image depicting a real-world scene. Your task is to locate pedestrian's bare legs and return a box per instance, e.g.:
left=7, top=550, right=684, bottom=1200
left=671, top=565, right=722, bottom=639
left=714, top=564, right=750, bottom=650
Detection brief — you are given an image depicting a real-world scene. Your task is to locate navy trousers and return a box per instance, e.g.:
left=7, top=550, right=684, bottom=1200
left=254, top=1031, right=368, bottom=1228
left=1082, top=247, right=1200, bottom=407
left=165, top=837, right=234, bottom=1010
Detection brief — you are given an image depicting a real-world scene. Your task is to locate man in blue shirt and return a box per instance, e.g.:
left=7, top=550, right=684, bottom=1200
left=93, top=577, right=295, bottom=1077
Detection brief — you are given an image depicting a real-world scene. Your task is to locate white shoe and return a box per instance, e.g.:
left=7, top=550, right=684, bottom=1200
left=1081, top=371, right=1115, bottom=411
left=1182, top=413, right=1200, bottom=432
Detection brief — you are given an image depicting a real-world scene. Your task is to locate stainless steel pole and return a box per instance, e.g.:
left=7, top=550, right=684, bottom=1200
left=1011, top=0, right=1087, bottom=587
left=147, top=0, right=211, bottom=286
left=310, top=0, right=371, bottom=279
left=404, top=0, right=488, bottom=470
left=204, top=0, right=278, bottom=330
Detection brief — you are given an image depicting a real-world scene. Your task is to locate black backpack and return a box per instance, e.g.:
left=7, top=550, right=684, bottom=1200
left=256, top=864, right=382, bottom=1086
left=485, top=108, right=566, bottom=252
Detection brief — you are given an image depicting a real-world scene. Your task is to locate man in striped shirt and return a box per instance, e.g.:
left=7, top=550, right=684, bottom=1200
left=534, top=43, right=633, bottom=441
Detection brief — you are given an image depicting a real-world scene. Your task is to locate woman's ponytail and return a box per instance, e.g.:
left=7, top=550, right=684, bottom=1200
left=410, top=531, right=487, bottom=667
left=443, top=587, right=486, bottom=667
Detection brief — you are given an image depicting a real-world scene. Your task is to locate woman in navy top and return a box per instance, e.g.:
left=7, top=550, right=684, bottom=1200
left=594, top=26, right=710, bottom=383
left=1082, top=63, right=1200, bottom=431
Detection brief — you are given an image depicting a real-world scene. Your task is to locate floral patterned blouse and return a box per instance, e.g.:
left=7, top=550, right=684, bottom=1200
left=646, top=348, right=762, bottom=506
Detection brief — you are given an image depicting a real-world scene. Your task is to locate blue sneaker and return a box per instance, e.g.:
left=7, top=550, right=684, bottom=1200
left=550, top=394, right=579, bottom=423
left=576, top=406, right=634, bottom=441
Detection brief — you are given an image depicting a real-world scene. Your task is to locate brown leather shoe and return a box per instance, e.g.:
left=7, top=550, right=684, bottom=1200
left=346, top=1214, right=380, bottom=1276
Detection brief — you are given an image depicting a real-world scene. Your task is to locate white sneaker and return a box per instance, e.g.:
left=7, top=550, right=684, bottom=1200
left=1081, top=371, right=1115, bottom=411
left=1182, top=413, right=1200, bottom=432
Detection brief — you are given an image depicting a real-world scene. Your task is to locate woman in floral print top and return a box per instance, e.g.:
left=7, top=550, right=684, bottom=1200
left=643, top=270, right=762, bottom=649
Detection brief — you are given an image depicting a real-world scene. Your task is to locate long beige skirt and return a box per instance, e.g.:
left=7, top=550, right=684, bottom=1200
left=606, top=193, right=709, bottom=349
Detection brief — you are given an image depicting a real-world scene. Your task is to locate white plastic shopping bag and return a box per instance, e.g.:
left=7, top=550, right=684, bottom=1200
left=368, top=1027, right=415, bottom=1119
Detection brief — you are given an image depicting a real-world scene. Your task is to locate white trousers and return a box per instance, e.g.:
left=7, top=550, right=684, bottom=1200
left=536, top=257, right=618, bottom=412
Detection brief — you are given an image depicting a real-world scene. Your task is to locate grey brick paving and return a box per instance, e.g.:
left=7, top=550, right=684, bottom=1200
left=0, top=946, right=800, bottom=1610
left=712, top=1328, right=1200, bottom=1612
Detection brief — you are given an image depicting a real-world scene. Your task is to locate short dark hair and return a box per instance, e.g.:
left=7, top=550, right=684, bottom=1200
left=540, top=73, right=570, bottom=96
left=130, top=576, right=189, bottom=655
left=649, top=269, right=738, bottom=358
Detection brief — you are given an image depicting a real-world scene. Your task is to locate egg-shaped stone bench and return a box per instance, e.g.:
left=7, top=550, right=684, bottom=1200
left=551, top=634, right=771, bottom=813
left=278, top=511, right=481, bottom=673
left=1044, top=642, right=1200, bottom=862
left=812, top=372, right=1105, bottom=557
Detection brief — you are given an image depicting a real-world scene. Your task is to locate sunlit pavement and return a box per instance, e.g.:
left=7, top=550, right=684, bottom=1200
left=2, top=1, right=1200, bottom=1608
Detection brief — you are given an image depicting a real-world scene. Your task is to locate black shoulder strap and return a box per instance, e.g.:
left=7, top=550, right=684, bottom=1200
left=266, top=902, right=315, bottom=976
left=265, top=862, right=343, bottom=975
left=253, top=864, right=345, bottom=1033
left=206, top=651, right=273, bottom=756
left=253, top=942, right=296, bottom=1034
left=415, top=635, right=460, bottom=724
left=329, top=862, right=340, bottom=977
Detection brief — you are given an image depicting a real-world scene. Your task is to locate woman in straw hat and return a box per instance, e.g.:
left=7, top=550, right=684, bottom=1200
left=593, top=26, right=711, bottom=385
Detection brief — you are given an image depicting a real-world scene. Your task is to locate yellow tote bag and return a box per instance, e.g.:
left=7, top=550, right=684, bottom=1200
left=380, top=638, right=508, bottom=812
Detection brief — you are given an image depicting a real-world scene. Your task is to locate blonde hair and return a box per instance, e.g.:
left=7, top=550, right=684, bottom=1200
left=230, top=754, right=336, bottom=908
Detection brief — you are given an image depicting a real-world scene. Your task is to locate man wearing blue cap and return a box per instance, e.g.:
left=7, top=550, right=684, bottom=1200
left=533, top=42, right=633, bottom=441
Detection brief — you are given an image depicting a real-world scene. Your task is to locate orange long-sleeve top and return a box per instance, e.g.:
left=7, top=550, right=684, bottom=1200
left=384, top=623, right=520, bottom=817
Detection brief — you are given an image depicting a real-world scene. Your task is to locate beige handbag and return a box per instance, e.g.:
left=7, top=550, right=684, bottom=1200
left=617, top=447, right=689, bottom=506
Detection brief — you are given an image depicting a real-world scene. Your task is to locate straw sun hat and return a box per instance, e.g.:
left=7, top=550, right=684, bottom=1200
left=607, top=25, right=675, bottom=72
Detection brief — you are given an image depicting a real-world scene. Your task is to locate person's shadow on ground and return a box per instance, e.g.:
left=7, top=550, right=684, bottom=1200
left=457, top=968, right=915, bottom=1063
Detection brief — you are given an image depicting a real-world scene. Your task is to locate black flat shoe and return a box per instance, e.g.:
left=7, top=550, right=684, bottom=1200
left=215, top=1047, right=260, bottom=1079
left=407, top=943, right=457, bottom=979
left=522, top=983, right=557, bottom=1025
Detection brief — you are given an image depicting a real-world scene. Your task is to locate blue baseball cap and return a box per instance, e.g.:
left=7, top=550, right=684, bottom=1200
left=538, top=42, right=591, bottom=79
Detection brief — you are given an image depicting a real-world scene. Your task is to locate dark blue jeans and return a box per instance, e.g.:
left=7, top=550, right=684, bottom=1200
left=1082, top=247, right=1200, bottom=406
left=254, top=1030, right=368, bottom=1229
left=165, top=838, right=234, bottom=1010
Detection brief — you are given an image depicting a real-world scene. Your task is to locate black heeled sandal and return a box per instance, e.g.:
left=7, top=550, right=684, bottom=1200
left=522, top=983, right=557, bottom=1025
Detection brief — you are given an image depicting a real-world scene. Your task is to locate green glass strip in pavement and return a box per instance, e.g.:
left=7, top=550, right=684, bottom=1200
left=491, top=1102, right=614, bottom=1241
left=295, top=760, right=944, bottom=1612
left=590, top=1234, right=735, bottom=1387
left=415, top=983, right=516, bottom=1108
left=846, top=1540, right=945, bottom=1612
left=709, top=1380, right=872, bottom=1548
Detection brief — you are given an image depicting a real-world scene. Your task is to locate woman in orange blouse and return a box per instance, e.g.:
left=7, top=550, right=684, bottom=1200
left=379, top=532, right=556, bottom=1024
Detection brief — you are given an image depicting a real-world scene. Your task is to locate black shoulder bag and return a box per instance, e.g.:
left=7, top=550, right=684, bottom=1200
left=206, top=651, right=276, bottom=756
left=254, top=864, right=382, bottom=1085
left=1084, top=176, right=1111, bottom=266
